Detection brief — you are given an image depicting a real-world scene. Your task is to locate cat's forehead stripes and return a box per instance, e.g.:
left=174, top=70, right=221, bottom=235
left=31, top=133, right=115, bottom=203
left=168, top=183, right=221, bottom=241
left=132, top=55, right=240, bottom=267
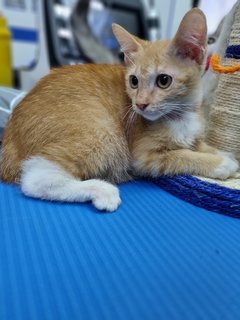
left=129, top=54, right=175, bottom=85
left=129, top=40, right=173, bottom=76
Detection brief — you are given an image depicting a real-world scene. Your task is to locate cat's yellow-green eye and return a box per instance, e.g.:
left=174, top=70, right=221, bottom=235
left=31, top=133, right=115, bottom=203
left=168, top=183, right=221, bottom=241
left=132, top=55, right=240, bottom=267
left=129, top=75, right=138, bottom=89
left=156, top=74, right=172, bottom=89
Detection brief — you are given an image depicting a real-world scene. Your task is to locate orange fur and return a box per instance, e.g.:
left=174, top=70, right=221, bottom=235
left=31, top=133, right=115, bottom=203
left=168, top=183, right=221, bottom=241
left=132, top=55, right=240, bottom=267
left=1, top=64, right=131, bottom=183
left=0, top=8, right=238, bottom=189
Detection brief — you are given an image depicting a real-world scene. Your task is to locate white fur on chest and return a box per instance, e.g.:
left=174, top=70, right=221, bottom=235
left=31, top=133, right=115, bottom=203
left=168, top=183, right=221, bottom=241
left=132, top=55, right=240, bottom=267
left=167, top=112, right=203, bottom=147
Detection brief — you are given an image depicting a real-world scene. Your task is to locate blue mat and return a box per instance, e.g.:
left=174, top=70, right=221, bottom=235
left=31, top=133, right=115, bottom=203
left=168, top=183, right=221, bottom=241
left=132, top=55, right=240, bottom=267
left=1, top=180, right=240, bottom=320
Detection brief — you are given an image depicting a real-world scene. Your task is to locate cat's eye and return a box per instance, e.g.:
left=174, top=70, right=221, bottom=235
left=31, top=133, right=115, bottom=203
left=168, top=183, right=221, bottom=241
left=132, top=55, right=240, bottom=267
left=129, top=75, right=139, bottom=89
left=156, top=74, right=172, bottom=89
left=208, top=36, right=216, bottom=45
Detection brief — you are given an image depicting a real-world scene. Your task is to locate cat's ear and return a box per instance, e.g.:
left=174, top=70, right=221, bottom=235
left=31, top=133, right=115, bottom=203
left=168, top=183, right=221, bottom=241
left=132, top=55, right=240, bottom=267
left=168, top=8, right=207, bottom=65
left=112, top=24, right=144, bottom=65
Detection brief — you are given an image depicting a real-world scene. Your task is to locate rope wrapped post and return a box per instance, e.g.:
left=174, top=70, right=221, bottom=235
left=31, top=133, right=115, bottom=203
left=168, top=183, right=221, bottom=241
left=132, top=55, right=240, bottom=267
left=206, top=1, right=240, bottom=160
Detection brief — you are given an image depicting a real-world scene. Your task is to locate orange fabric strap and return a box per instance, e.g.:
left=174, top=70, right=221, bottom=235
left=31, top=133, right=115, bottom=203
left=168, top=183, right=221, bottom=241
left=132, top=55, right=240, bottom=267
left=210, top=54, right=240, bottom=74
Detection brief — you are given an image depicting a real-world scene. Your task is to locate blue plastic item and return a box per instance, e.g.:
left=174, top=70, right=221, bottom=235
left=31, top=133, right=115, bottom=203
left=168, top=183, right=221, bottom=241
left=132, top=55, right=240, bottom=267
left=1, top=180, right=240, bottom=320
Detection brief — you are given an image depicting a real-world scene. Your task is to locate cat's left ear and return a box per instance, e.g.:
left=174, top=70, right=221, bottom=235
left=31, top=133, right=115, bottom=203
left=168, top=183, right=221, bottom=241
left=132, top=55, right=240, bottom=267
left=168, top=8, right=207, bottom=65
left=112, top=24, right=144, bottom=65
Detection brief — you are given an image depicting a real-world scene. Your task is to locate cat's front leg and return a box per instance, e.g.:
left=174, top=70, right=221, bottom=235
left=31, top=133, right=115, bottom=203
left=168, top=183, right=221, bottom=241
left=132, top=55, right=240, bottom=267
left=132, top=148, right=239, bottom=179
left=196, top=141, right=238, bottom=168
left=197, top=141, right=236, bottom=159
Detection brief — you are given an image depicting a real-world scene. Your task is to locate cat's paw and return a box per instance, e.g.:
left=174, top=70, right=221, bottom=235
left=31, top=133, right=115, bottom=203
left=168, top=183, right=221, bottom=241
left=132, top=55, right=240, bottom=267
left=217, top=150, right=236, bottom=160
left=212, top=155, right=239, bottom=180
left=92, top=182, right=121, bottom=212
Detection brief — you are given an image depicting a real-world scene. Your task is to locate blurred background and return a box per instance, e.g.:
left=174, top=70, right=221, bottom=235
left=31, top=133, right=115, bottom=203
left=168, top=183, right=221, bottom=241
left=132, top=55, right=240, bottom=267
left=0, top=0, right=237, bottom=92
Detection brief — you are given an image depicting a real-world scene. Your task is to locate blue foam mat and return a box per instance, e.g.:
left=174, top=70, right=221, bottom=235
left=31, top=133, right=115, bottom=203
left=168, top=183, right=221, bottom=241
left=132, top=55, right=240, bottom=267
left=1, top=180, right=240, bottom=320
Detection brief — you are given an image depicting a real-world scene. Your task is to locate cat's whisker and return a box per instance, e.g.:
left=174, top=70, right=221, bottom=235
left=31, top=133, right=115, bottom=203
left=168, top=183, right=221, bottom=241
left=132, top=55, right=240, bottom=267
left=158, top=103, right=198, bottom=114
left=161, top=102, right=198, bottom=108
left=125, top=110, right=134, bottom=131
left=122, top=106, right=133, bottom=121
left=125, top=109, right=137, bottom=137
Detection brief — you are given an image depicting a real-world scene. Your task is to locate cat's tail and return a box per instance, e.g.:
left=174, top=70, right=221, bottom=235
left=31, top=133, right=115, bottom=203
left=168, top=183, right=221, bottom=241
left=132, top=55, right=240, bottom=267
left=21, top=156, right=121, bottom=212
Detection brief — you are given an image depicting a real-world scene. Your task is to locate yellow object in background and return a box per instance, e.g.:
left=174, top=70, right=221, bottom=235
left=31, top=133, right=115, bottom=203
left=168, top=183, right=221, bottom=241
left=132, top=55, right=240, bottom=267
left=0, top=13, right=12, bottom=86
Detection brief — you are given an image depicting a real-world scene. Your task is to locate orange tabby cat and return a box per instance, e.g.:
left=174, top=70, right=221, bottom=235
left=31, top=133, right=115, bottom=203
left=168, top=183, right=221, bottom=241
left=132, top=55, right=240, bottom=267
left=0, top=8, right=238, bottom=211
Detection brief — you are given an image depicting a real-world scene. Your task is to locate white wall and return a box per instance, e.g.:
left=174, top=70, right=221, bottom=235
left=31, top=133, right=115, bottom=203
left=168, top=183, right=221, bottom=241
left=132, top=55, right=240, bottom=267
left=198, top=0, right=237, bottom=34
left=155, top=0, right=192, bottom=39
left=155, top=0, right=238, bottom=39
left=0, top=0, right=38, bottom=69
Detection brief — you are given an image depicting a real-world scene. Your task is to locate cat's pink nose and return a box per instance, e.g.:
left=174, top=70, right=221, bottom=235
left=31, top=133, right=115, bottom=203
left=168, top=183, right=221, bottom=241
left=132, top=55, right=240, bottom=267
left=136, top=103, right=149, bottom=111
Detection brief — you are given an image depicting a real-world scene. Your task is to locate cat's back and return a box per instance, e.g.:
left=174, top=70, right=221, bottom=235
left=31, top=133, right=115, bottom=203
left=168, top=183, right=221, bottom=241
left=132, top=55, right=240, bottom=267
left=1, top=63, right=131, bottom=183
left=48, top=63, right=125, bottom=91
left=24, top=63, right=126, bottom=110
left=6, top=63, right=128, bottom=132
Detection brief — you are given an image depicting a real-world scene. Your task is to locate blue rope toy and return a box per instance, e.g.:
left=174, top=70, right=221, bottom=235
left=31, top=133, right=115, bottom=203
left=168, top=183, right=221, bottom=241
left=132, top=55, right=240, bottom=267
left=152, top=176, right=240, bottom=218
left=225, top=45, right=240, bottom=59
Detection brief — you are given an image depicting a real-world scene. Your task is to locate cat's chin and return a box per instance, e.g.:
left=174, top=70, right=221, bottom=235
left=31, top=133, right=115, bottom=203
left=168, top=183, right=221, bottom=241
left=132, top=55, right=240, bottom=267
left=137, top=110, right=162, bottom=121
left=142, top=114, right=162, bottom=121
left=140, top=110, right=185, bottom=122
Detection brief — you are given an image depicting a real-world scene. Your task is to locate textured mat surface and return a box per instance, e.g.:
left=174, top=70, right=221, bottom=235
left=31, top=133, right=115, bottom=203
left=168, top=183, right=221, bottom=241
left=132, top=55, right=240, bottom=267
left=1, top=181, right=240, bottom=320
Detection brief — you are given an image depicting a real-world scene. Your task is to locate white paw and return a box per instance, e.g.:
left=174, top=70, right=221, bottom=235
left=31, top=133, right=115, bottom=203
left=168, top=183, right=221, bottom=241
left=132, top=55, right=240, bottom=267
left=212, top=155, right=239, bottom=180
left=91, top=182, right=121, bottom=212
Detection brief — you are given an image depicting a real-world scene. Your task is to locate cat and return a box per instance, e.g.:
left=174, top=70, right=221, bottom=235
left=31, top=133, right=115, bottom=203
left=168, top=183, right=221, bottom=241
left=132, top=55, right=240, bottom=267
left=0, top=8, right=238, bottom=212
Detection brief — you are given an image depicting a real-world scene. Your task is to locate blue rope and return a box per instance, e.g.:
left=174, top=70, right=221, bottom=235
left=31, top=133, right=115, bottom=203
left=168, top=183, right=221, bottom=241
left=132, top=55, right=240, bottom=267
left=151, top=176, right=240, bottom=218
left=225, top=45, right=240, bottom=59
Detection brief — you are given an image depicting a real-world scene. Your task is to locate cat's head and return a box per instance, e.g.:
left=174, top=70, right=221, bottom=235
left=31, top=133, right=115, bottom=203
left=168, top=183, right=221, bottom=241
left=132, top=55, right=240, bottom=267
left=112, top=8, right=207, bottom=121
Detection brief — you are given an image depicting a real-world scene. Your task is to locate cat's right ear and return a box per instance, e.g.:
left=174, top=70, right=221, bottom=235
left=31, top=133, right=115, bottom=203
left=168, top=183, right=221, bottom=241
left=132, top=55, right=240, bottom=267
left=112, top=24, right=143, bottom=65
left=167, top=8, right=207, bottom=65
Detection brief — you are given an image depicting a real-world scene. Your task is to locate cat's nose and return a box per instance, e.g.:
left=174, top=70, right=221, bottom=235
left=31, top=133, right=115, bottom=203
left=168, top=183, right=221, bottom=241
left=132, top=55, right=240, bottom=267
left=136, top=103, right=149, bottom=111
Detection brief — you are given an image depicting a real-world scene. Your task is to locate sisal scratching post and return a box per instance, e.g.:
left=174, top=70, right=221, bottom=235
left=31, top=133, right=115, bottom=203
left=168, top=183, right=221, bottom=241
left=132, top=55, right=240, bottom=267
left=207, top=1, right=240, bottom=160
